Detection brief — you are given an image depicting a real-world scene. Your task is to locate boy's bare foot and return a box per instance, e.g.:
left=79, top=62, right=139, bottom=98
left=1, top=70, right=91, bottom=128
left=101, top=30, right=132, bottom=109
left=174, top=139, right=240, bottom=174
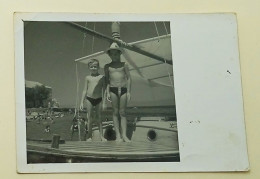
left=86, top=138, right=92, bottom=142
left=122, top=136, right=131, bottom=142
left=115, top=138, right=123, bottom=142
left=101, top=137, right=107, bottom=142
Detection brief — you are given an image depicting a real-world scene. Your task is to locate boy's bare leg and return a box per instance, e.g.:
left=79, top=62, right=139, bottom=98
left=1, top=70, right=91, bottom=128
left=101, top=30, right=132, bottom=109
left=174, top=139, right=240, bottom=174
left=96, top=103, right=107, bottom=142
left=71, top=129, right=74, bottom=140
left=78, top=122, right=81, bottom=141
left=119, top=93, right=130, bottom=142
left=84, top=120, right=88, bottom=140
left=86, top=100, right=93, bottom=142
left=86, top=118, right=93, bottom=142
left=110, top=92, right=123, bottom=142
left=98, top=122, right=107, bottom=141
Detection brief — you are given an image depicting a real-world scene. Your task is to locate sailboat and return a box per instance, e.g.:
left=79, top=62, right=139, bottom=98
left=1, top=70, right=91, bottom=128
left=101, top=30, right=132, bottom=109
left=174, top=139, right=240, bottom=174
left=27, top=22, right=179, bottom=163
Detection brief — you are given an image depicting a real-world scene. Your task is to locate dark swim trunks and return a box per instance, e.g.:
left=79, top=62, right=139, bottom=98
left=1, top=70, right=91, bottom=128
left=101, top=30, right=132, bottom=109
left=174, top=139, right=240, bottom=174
left=86, top=96, right=102, bottom=106
left=109, top=87, right=127, bottom=97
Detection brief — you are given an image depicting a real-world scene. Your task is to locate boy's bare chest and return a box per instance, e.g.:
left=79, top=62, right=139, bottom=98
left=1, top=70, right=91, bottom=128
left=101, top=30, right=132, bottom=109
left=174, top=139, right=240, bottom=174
left=108, top=62, right=125, bottom=70
left=108, top=63, right=125, bottom=73
left=109, top=66, right=125, bottom=72
left=88, top=76, right=103, bottom=85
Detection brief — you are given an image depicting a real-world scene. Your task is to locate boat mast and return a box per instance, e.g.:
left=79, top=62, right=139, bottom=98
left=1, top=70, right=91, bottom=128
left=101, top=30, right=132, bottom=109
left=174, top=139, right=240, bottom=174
left=64, top=22, right=172, bottom=65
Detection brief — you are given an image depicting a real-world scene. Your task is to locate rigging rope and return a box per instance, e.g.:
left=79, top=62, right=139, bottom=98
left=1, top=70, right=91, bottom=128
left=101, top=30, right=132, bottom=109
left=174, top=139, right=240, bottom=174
left=153, top=22, right=174, bottom=92
left=75, top=62, right=80, bottom=117
left=163, top=22, right=175, bottom=92
left=82, top=22, right=88, bottom=56
left=91, top=22, right=96, bottom=53
left=163, top=22, right=169, bottom=35
left=153, top=22, right=160, bottom=38
left=76, top=22, right=88, bottom=118
left=76, top=22, right=96, bottom=119
left=164, top=58, right=175, bottom=93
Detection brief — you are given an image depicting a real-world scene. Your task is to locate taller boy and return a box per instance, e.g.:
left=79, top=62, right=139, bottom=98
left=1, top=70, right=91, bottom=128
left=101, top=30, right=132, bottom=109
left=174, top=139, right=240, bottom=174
left=104, top=42, right=132, bottom=142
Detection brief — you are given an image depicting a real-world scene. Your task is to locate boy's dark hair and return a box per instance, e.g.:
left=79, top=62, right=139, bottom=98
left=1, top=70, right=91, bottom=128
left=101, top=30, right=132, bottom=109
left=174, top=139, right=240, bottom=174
left=88, top=59, right=99, bottom=67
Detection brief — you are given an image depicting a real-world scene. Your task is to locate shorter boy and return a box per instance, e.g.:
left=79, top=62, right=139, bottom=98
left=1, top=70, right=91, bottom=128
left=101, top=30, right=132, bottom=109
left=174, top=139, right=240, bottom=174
left=80, top=59, right=107, bottom=142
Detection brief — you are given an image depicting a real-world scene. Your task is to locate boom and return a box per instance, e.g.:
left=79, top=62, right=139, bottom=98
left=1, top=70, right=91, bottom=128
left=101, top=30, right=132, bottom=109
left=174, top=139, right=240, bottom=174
left=64, top=22, right=172, bottom=65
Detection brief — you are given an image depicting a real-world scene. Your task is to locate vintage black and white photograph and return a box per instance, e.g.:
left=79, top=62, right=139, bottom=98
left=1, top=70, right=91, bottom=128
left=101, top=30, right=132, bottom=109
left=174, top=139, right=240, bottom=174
left=15, top=13, right=249, bottom=173
left=23, top=20, right=179, bottom=163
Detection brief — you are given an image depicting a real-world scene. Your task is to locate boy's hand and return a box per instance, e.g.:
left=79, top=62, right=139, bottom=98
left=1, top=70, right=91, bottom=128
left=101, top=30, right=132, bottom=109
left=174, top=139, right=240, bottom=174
left=127, top=92, right=131, bottom=102
left=80, top=102, right=83, bottom=110
left=116, top=39, right=127, bottom=46
left=107, top=92, right=112, bottom=102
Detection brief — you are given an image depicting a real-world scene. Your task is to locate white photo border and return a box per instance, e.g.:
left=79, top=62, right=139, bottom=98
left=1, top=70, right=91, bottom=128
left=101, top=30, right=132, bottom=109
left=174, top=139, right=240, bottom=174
left=15, top=13, right=249, bottom=173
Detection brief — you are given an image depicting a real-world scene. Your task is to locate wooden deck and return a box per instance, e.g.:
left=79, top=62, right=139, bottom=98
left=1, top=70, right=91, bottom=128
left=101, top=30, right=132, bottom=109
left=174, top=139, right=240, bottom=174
left=27, top=140, right=179, bottom=163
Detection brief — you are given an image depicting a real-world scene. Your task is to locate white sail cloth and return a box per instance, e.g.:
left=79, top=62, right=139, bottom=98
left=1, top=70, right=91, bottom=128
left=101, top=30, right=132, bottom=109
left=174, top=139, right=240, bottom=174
left=75, top=35, right=173, bottom=87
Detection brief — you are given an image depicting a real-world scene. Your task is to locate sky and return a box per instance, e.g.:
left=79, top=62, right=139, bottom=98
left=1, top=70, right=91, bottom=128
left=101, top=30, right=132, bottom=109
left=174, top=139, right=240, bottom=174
left=24, top=21, right=175, bottom=107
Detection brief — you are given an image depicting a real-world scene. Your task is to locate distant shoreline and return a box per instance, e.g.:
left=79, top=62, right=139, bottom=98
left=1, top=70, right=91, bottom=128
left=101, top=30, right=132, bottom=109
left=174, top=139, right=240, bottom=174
left=27, top=105, right=176, bottom=110
left=26, top=105, right=177, bottom=119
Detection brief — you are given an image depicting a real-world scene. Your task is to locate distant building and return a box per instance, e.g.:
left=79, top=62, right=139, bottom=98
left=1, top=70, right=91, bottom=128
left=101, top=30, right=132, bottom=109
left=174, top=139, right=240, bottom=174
left=25, top=80, right=52, bottom=108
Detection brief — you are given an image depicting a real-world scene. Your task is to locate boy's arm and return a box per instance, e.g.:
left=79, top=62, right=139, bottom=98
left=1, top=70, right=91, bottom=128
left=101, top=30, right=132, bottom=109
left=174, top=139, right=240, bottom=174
left=125, top=63, right=131, bottom=93
left=104, top=64, right=111, bottom=102
left=125, top=63, right=131, bottom=102
left=101, top=76, right=107, bottom=109
left=102, top=76, right=106, bottom=99
left=104, top=64, right=110, bottom=93
left=80, top=77, right=88, bottom=109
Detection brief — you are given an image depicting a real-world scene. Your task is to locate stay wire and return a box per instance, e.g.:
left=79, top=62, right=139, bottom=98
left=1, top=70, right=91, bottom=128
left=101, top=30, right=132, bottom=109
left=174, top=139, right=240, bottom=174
left=75, top=63, right=79, bottom=117
left=82, top=22, right=88, bottom=56
left=154, top=21, right=174, bottom=91
left=77, top=23, right=88, bottom=117
left=163, top=22, right=169, bottom=35
left=153, top=22, right=160, bottom=37
left=91, top=22, right=96, bottom=53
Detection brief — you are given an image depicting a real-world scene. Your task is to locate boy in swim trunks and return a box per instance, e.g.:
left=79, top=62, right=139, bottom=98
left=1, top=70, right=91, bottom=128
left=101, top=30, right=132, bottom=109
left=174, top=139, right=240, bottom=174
left=80, top=59, right=107, bottom=142
left=104, top=42, right=131, bottom=142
